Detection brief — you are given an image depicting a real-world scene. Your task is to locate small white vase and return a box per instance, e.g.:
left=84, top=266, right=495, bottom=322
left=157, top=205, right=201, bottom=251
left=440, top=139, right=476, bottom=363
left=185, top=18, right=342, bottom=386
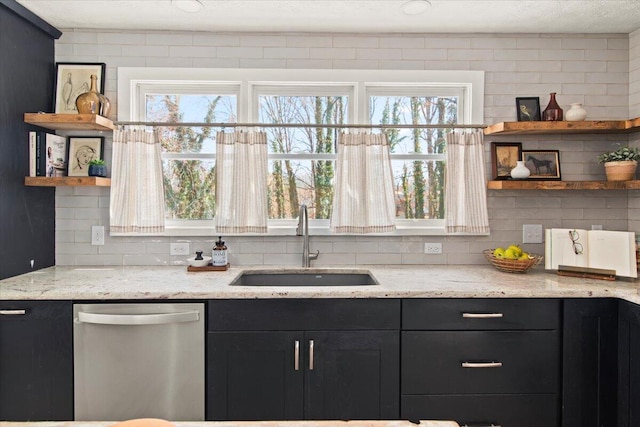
left=565, top=103, right=587, bottom=121
left=510, top=161, right=531, bottom=179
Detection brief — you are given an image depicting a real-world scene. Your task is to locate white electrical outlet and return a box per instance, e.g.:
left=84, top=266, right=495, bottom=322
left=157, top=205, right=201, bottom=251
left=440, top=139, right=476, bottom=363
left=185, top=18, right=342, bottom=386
left=170, top=242, right=190, bottom=256
left=424, top=242, right=442, bottom=254
left=523, top=224, right=543, bottom=244
left=91, top=225, right=105, bottom=246
left=592, top=224, right=603, bottom=230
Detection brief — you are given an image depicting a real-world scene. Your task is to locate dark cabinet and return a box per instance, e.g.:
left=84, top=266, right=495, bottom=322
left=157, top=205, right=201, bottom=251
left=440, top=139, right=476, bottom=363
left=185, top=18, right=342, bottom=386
left=401, top=298, right=561, bottom=427
left=207, top=299, right=400, bottom=421
left=0, top=300, right=73, bottom=420
left=618, top=300, right=640, bottom=427
left=562, top=298, right=618, bottom=427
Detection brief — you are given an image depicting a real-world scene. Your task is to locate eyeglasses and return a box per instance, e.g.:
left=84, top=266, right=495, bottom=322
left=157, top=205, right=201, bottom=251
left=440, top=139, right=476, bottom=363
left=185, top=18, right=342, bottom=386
left=569, top=230, right=583, bottom=255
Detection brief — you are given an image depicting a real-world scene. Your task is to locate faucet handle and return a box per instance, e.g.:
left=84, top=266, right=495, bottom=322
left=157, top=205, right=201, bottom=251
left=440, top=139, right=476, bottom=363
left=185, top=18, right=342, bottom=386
left=309, top=250, right=320, bottom=261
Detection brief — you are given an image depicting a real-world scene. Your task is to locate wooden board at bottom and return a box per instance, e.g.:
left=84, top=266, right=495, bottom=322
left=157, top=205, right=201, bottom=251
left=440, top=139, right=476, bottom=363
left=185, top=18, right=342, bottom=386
left=187, top=263, right=230, bottom=272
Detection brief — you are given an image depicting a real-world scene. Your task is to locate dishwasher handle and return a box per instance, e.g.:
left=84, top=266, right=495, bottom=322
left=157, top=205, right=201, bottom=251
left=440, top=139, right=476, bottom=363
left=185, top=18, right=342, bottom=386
left=77, top=310, right=200, bottom=326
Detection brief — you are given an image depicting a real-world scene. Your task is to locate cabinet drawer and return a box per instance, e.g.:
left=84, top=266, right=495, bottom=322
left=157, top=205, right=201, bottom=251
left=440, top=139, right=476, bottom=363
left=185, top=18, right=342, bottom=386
left=401, top=394, right=559, bottom=427
left=402, top=330, right=559, bottom=394
left=208, top=299, right=400, bottom=331
left=402, top=298, right=560, bottom=330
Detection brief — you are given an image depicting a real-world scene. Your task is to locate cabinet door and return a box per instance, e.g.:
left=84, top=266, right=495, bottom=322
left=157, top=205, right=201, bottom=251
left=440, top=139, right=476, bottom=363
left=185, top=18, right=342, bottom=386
left=305, top=330, right=399, bottom=420
left=0, top=301, right=73, bottom=421
left=562, top=298, right=618, bottom=427
left=207, top=331, right=303, bottom=420
left=618, top=300, right=640, bottom=427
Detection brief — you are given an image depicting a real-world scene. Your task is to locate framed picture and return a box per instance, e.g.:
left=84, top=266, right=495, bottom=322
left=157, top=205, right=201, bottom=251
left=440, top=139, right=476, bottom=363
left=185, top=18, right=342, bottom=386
left=54, top=62, right=106, bottom=113
left=516, top=97, right=541, bottom=121
left=491, top=142, right=522, bottom=180
left=522, top=150, right=561, bottom=180
left=67, top=136, right=104, bottom=177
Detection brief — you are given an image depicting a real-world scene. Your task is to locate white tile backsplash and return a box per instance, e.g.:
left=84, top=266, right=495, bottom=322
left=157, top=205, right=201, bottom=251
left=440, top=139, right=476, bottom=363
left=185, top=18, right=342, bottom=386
left=54, top=29, right=638, bottom=266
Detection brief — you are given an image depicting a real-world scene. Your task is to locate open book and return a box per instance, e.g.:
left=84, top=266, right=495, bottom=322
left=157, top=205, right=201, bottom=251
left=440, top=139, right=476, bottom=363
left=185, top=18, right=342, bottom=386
left=545, top=229, right=637, bottom=278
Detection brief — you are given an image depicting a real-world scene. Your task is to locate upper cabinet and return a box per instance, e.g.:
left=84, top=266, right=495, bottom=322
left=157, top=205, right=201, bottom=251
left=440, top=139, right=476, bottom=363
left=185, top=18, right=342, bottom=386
left=24, top=113, right=115, bottom=131
left=484, top=117, right=640, bottom=136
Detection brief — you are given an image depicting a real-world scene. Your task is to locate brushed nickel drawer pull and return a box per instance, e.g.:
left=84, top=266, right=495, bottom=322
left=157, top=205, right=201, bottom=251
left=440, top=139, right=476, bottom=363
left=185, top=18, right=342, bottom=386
left=460, top=424, right=502, bottom=427
left=462, top=312, right=503, bottom=319
left=309, top=339, right=315, bottom=371
left=461, top=361, right=503, bottom=368
left=294, top=340, right=300, bottom=371
left=0, top=310, right=27, bottom=315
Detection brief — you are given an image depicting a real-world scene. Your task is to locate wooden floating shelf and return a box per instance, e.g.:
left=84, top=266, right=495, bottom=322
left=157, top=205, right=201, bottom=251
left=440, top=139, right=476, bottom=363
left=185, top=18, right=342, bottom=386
left=487, top=180, right=640, bottom=190
left=24, top=176, right=111, bottom=187
left=24, top=113, right=115, bottom=131
left=484, top=118, right=640, bottom=135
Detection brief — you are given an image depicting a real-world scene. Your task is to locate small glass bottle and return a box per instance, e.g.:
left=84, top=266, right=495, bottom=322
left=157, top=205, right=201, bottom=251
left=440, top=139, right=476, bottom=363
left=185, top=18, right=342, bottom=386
left=212, top=236, right=228, bottom=266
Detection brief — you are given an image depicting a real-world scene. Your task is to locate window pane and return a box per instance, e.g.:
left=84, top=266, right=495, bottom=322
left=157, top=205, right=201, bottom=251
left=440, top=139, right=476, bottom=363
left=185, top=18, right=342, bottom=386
left=146, top=94, right=236, bottom=153
left=268, top=159, right=334, bottom=220
left=163, top=160, right=216, bottom=220
left=392, top=160, right=444, bottom=220
left=260, top=95, right=346, bottom=220
left=147, top=94, right=236, bottom=221
left=369, top=96, right=457, bottom=154
left=259, top=95, right=347, bottom=154
left=371, top=96, right=455, bottom=220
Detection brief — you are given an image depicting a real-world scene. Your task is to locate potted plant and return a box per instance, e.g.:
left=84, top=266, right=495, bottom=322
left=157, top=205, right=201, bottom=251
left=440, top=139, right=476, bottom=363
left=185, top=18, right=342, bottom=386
left=88, top=159, right=107, bottom=177
left=597, top=146, right=640, bottom=181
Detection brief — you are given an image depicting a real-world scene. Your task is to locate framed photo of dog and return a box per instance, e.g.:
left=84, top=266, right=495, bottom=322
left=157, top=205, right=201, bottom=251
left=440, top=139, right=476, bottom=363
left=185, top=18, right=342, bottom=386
left=522, top=150, right=561, bottom=180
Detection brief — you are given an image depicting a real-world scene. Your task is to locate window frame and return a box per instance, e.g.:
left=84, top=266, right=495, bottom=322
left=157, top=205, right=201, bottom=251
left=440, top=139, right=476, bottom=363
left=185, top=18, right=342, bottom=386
left=117, top=68, right=484, bottom=236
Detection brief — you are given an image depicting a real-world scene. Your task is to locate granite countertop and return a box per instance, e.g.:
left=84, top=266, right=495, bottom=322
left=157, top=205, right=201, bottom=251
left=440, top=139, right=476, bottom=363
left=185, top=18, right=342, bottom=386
left=0, top=422, right=458, bottom=427
left=0, top=265, right=639, bottom=303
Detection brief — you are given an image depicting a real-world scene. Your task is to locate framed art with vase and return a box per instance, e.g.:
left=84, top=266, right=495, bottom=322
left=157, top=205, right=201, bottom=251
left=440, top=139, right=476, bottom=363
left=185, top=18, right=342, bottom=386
left=491, top=142, right=522, bottom=180
left=54, top=62, right=106, bottom=114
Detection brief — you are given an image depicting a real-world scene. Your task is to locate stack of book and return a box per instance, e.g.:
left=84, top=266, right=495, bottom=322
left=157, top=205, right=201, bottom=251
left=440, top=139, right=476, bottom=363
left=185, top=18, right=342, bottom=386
left=29, top=131, right=67, bottom=177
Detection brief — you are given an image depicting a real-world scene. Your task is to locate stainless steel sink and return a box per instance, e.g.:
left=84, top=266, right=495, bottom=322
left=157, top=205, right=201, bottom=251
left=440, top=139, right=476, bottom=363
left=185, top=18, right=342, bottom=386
left=229, top=270, right=378, bottom=286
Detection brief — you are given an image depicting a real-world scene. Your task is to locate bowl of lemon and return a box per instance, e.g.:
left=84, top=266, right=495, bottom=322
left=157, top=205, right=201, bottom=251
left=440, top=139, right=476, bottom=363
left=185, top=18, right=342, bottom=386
left=483, top=245, right=543, bottom=273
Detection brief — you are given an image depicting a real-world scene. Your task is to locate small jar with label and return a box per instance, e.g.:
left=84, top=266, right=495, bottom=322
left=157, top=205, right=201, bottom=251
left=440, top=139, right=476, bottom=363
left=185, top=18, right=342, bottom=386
left=212, top=236, right=228, bottom=267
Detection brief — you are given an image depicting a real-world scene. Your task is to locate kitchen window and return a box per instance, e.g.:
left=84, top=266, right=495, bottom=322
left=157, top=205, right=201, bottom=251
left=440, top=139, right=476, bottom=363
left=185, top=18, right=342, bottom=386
left=118, top=68, right=484, bottom=235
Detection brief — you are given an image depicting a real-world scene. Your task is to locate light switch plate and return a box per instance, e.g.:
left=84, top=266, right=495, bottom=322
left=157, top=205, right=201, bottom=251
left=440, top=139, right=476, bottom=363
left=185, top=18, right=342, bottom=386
left=91, top=225, right=105, bottom=246
left=523, top=224, right=543, bottom=244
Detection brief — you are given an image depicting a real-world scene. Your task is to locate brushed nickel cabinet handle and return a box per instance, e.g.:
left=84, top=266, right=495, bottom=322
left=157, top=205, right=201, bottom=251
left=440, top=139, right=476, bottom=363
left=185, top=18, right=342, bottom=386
left=0, top=310, right=27, bottom=315
left=309, top=339, right=314, bottom=371
left=294, top=340, right=300, bottom=371
left=462, top=312, right=503, bottom=319
left=460, top=424, right=502, bottom=427
left=461, top=361, right=503, bottom=368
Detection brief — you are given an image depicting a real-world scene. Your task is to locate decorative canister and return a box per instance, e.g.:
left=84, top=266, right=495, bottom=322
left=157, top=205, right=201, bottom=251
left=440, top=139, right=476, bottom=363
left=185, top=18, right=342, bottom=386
left=565, top=103, right=587, bottom=121
left=543, top=92, right=563, bottom=121
left=75, top=74, right=100, bottom=114
left=510, top=161, right=531, bottom=179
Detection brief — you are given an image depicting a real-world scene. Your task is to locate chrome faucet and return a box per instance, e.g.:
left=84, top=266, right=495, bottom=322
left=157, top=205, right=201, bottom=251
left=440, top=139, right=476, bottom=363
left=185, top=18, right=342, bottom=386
left=296, top=204, right=319, bottom=267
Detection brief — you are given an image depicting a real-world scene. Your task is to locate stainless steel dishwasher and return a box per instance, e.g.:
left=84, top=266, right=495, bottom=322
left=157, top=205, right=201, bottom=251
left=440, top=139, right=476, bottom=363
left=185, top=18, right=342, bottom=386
left=73, top=303, right=205, bottom=421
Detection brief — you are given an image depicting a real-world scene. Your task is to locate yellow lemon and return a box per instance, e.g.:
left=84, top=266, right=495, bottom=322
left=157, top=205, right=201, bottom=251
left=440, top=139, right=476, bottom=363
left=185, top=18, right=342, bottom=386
left=493, top=248, right=505, bottom=258
left=507, top=245, right=523, bottom=257
left=503, top=248, right=519, bottom=259
left=518, top=252, right=530, bottom=260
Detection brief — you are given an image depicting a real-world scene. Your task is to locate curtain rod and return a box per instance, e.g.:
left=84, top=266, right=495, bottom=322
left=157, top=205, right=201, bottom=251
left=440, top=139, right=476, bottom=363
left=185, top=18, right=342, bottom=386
left=114, top=121, right=486, bottom=129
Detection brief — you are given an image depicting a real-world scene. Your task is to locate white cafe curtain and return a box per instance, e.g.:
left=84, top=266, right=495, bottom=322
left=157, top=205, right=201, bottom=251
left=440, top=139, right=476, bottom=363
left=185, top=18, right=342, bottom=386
left=110, top=127, right=165, bottom=234
left=330, top=132, right=396, bottom=233
left=215, top=130, right=268, bottom=233
left=444, top=130, right=489, bottom=234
